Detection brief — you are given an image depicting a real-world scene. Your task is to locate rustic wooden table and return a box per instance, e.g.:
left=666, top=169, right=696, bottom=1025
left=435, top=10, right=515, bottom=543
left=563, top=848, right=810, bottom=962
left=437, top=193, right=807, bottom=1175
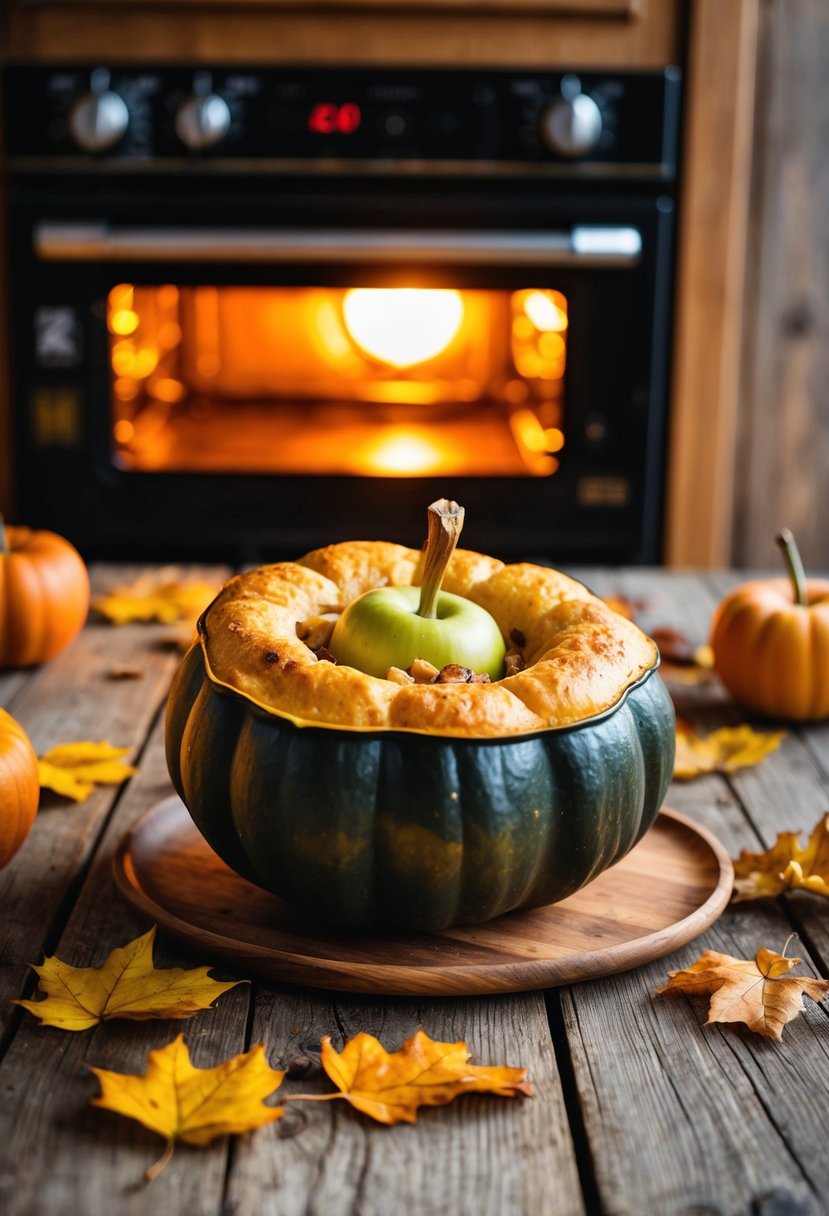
left=1, top=565, right=828, bottom=1216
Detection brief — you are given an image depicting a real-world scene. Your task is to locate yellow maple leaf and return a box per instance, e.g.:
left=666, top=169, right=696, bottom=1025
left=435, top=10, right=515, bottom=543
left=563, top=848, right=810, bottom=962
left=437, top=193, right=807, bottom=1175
left=16, top=927, right=243, bottom=1031
left=37, top=740, right=137, bottom=802
left=92, top=569, right=219, bottom=627
left=657, top=944, right=828, bottom=1040
left=673, top=723, right=785, bottom=780
left=290, top=1030, right=532, bottom=1125
left=91, top=1034, right=285, bottom=1180
left=732, top=813, right=829, bottom=901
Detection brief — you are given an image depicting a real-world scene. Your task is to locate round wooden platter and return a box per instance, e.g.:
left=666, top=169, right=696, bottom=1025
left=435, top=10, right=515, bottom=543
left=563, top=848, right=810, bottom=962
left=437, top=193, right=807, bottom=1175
left=113, top=797, right=733, bottom=996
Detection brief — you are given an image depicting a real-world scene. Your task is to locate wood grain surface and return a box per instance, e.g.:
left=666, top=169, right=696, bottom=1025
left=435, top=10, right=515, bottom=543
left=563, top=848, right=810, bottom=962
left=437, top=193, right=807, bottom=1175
left=1, top=564, right=828, bottom=1216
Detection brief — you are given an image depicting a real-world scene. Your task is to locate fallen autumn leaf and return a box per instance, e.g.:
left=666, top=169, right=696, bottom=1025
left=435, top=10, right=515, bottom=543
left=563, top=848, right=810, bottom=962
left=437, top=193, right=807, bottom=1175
left=37, top=740, right=137, bottom=802
left=657, top=943, right=828, bottom=1040
left=673, top=723, right=785, bottom=780
left=90, top=1034, right=284, bottom=1180
left=16, top=926, right=243, bottom=1030
left=289, top=1029, right=533, bottom=1125
left=92, top=569, right=219, bottom=626
left=732, top=813, right=829, bottom=902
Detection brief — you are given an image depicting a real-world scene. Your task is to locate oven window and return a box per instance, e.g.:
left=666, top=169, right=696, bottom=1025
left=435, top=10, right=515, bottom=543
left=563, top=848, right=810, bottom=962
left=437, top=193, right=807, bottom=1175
left=107, top=284, right=567, bottom=477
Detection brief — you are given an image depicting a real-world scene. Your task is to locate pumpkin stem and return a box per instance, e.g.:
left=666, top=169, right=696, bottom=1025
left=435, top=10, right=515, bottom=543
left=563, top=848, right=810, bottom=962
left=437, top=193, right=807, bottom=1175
left=0, top=515, right=6, bottom=555
left=417, top=499, right=465, bottom=619
left=775, top=528, right=808, bottom=607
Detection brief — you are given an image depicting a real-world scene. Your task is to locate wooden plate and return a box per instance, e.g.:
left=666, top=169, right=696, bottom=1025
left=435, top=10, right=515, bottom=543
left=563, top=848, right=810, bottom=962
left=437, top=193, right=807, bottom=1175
left=113, top=797, right=733, bottom=996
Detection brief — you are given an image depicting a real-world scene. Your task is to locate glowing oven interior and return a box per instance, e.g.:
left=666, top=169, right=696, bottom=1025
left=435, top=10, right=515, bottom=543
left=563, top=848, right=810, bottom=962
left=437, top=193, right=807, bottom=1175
left=108, top=284, right=568, bottom=477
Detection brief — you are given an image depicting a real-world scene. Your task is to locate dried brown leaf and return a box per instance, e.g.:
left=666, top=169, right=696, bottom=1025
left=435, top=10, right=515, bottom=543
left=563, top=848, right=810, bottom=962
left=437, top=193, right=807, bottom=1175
left=657, top=945, right=828, bottom=1040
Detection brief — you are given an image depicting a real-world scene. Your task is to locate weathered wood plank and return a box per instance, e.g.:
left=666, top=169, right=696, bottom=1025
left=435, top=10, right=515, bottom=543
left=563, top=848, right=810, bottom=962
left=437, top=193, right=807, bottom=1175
left=561, top=929, right=829, bottom=1216
left=558, top=568, right=829, bottom=1216
left=703, top=570, right=829, bottom=979
left=5, top=564, right=829, bottom=1216
left=226, top=990, right=585, bottom=1216
left=0, top=564, right=228, bottom=1040
left=0, top=669, right=33, bottom=709
left=0, top=685, right=248, bottom=1216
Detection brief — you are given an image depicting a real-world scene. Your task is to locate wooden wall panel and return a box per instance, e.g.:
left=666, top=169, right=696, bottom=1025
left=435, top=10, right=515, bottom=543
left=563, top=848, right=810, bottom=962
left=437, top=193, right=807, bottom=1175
left=662, top=0, right=758, bottom=567
left=733, top=0, right=829, bottom=570
left=5, top=3, right=679, bottom=67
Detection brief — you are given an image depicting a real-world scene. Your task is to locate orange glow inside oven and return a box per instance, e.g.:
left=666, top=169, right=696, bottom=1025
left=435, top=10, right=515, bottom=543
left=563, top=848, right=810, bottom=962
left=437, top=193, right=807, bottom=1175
left=107, top=284, right=568, bottom=477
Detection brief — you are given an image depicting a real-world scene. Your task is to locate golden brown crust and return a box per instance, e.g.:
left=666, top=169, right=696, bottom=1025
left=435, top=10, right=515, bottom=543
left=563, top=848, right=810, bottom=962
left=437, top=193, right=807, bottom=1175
left=200, top=543, right=658, bottom=738
left=299, top=541, right=420, bottom=606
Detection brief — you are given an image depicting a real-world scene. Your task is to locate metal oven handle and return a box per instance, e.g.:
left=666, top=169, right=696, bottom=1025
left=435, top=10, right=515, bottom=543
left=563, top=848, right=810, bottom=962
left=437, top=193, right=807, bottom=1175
left=34, top=223, right=642, bottom=267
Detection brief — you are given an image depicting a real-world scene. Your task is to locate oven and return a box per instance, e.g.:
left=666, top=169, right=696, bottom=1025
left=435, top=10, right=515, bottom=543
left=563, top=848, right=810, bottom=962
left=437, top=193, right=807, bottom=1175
left=3, top=64, right=681, bottom=562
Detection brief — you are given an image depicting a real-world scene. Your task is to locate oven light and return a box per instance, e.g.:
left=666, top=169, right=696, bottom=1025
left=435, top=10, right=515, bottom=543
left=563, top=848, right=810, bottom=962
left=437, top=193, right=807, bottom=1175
left=109, top=308, right=140, bottom=336
left=342, top=289, right=464, bottom=368
left=113, top=376, right=139, bottom=401
left=365, top=430, right=444, bottom=475
left=522, top=290, right=568, bottom=333
left=109, top=283, right=134, bottom=310
left=510, top=409, right=564, bottom=477
left=150, top=378, right=185, bottom=404
left=511, top=409, right=564, bottom=454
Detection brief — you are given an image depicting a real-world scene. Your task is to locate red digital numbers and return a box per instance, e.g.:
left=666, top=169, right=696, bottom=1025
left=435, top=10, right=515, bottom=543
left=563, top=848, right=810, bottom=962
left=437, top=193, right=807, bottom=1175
left=308, top=102, right=362, bottom=135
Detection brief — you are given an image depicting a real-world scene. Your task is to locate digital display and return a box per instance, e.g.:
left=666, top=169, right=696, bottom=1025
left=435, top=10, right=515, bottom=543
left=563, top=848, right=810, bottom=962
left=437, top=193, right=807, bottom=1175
left=308, top=102, right=362, bottom=135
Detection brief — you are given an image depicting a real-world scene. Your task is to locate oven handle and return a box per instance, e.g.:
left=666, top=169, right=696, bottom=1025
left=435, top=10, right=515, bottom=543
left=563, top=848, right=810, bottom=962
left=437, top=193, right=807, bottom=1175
left=34, top=223, right=642, bottom=267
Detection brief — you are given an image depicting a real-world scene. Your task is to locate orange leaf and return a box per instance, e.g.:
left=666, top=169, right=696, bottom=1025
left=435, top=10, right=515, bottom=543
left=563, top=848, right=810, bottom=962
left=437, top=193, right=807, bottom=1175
left=732, top=813, right=829, bottom=902
left=37, top=740, right=137, bottom=802
left=301, top=1029, right=532, bottom=1125
left=16, top=926, right=243, bottom=1030
left=673, top=723, right=785, bottom=780
left=657, top=946, right=829, bottom=1040
left=91, top=1034, right=284, bottom=1180
left=92, top=568, right=219, bottom=626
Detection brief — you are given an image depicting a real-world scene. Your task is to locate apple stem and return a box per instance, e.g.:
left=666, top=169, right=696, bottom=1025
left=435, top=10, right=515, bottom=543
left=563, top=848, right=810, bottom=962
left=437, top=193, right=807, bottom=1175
left=417, top=499, right=465, bottom=619
left=775, top=528, right=807, bottom=607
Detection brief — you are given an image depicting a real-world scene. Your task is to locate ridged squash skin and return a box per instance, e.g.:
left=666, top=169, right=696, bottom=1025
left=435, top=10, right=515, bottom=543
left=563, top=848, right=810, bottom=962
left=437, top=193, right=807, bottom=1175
left=166, top=643, right=675, bottom=932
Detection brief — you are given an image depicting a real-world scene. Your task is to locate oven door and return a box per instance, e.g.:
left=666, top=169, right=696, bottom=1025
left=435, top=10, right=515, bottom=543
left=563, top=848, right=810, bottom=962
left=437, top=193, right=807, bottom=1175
left=9, top=179, right=674, bottom=562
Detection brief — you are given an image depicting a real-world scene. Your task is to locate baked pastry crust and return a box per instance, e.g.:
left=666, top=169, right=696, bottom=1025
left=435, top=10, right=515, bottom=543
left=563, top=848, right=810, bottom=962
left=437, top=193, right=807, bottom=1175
left=199, top=541, right=658, bottom=738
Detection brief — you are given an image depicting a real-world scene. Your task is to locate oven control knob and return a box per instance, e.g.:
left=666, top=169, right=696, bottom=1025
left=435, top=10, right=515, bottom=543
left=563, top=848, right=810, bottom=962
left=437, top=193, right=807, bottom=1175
left=68, top=90, right=130, bottom=152
left=539, top=93, right=603, bottom=158
left=175, top=93, right=231, bottom=151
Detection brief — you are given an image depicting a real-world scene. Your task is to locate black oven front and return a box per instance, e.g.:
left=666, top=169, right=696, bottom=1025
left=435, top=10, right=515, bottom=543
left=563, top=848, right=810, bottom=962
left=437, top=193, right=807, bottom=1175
left=3, top=65, right=681, bottom=563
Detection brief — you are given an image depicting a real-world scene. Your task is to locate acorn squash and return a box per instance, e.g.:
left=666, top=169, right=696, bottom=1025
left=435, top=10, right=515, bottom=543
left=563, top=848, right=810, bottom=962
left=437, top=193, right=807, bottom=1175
left=165, top=541, right=675, bottom=931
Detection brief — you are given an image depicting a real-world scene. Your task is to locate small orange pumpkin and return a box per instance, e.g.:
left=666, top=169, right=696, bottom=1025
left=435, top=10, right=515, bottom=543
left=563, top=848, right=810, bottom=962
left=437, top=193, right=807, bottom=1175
left=0, top=708, right=39, bottom=868
left=710, top=529, right=829, bottom=721
left=0, top=518, right=90, bottom=668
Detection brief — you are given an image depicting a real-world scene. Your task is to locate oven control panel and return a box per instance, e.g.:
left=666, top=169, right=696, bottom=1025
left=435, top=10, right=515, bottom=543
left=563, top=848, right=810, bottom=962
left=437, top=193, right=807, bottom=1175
left=4, top=65, right=680, bottom=177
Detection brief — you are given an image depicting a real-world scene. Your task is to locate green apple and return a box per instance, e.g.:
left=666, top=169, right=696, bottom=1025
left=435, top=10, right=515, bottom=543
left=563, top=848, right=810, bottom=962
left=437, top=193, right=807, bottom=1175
left=329, top=584, right=506, bottom=680
left=328, top=498, right=506, bottom=681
